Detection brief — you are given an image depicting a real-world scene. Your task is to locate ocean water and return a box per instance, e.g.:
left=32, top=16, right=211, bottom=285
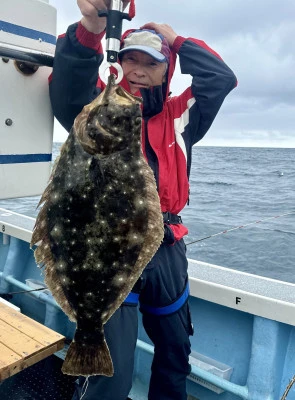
left=0, top=145, right=294, bottom=283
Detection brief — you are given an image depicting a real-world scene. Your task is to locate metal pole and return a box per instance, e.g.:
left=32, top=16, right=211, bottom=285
left=0, top=43, right=54, bottom=67
left=136, top=339, right=249, bottom=399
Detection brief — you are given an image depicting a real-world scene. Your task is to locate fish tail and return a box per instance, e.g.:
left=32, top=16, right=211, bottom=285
left=62, top=339, right=114, bottom=377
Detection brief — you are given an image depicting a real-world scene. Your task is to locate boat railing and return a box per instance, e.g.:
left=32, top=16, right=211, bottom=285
left=1, top=208, right=295, bottom=399
left=0, top=43, right=54, bottom=67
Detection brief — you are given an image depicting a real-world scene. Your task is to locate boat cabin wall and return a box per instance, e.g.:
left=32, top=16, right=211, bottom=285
left=0, top=0, right=57, bottom=199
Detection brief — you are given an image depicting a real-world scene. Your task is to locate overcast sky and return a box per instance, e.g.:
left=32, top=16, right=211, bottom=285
left=49, top=0, right=295, bottom=148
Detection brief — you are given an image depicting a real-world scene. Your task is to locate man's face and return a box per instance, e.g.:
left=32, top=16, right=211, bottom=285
left=121, top=51, right=167, bottom=94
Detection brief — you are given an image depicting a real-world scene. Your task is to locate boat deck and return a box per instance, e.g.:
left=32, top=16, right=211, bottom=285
left=0, top=354, right=76, bottom=400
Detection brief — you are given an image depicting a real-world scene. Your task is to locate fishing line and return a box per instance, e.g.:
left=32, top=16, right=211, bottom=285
left=185, top=211, right=295, bottom=246
left=80, top=377, right=89, bottom=400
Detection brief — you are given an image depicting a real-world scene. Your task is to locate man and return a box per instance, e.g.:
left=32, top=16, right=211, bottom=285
left=49, top=1, right=237, bottom=399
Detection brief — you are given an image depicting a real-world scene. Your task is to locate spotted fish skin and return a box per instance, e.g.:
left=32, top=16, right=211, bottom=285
left=31, top=75, right=164, bottom=377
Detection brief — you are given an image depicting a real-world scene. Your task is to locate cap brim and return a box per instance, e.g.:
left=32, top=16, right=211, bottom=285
left=119, top=45, right=166, bottom=62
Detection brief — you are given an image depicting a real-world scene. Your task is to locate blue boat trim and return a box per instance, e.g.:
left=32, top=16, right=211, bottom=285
left=140, top=282, right=190, bottom=315
left=124, top=292, right=140, bottom=304
left=0, top=154, right=52, bottom=164
left=0, top=20, right=56, bottom=45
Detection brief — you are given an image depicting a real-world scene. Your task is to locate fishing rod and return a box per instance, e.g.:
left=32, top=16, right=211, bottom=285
left=185, top=211, right=295, bottom=246
left=0, top=287, right=47, bottom=301
left=281, top=375, right=295, bottom=400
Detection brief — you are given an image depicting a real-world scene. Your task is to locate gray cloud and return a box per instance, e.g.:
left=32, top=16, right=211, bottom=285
left=50, top=0, right=295, bottom=147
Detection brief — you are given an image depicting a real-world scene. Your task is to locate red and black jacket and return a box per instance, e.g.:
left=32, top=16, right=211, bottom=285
left=49, top=22, right=237, bottom=240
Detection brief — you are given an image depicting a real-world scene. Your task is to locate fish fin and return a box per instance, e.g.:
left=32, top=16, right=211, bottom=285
left=30, top=207, right=48, bottom=246
left=62, top=339, right=114, bottom=377
left=31, top=238, right=76, bottom=322
left=44, top=263, right=76, bottom=322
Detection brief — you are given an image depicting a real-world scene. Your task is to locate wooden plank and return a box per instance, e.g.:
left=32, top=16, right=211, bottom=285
left=0, top=302, right=64, bottom=346
left=0, top=319, right=44, bottom=357
left=0, top=342, right=65, bottom=381
left=0, top=342, right=22, bottom=369
left=0, top=302, right=65, bottom=381
left=0, top=343, right=23, bottom=381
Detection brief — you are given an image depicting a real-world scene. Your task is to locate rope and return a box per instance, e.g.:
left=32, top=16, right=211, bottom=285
left=128, top=0, right=135, bottom=19
left=281, top=375, right=295, bottom=399
left=185, top=211, right=295, bottom=246
left=80, top=377, right=90, bottom=400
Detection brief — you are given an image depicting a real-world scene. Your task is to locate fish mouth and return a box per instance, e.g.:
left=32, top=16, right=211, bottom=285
left=74, top=75, right=143, bottom=154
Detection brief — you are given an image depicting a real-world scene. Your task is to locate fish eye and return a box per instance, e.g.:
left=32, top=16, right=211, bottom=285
left=88, top=129, right=96, bottom=139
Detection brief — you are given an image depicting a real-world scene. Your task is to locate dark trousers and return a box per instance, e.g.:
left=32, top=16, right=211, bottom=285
left=72, top=239, right=193, bottom=400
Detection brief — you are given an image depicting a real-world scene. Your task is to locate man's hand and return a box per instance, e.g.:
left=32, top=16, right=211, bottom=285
left=140, top=22, right=178, bottom=47
left=77, top=0, right=130, bottom=34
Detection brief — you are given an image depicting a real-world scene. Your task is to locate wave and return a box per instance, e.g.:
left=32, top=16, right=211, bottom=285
left=190, top=178, right=233, bottom=186
left=259, top=228, right=295, bottom=236
left=201, top=181, right=233, bottom=186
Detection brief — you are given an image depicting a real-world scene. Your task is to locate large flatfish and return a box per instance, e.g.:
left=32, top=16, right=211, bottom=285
left=30, top=75, right=164, bottom=376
